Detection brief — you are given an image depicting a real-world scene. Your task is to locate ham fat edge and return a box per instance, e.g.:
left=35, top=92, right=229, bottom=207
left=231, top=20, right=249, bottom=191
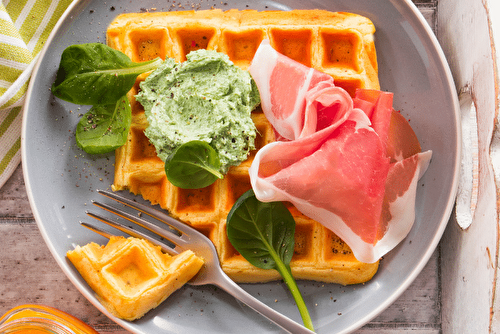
left=248, top=40, right=432, bottom=264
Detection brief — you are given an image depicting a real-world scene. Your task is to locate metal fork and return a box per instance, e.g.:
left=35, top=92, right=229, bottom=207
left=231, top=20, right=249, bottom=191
left=81, top=189, right=315, bottom=334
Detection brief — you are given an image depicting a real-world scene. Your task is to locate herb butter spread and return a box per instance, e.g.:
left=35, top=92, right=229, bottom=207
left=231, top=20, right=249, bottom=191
left=136, top=50, right=260, bottom=173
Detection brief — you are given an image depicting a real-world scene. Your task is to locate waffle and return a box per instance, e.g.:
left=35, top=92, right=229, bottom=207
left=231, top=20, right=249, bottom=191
left=67, top=236, right=204, bottom=321
left=108, top=9, right=380, bottom=285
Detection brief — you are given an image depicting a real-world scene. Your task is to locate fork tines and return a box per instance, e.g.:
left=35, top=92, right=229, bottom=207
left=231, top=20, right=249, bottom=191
left=81, top=189, right=192, bottom=256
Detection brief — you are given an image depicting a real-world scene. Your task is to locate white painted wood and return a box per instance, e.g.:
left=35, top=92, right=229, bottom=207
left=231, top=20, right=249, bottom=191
left=455, top=89, right=479, bottom=229
left=438, top=0, right=500, bottom=333
left=486, top=1, right=500, bottom=332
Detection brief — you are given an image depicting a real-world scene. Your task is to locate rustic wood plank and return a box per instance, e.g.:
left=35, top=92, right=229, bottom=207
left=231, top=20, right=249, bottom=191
left=437, top=0, right=499, bottom=333
left=0, top=165, right=31, bottom=219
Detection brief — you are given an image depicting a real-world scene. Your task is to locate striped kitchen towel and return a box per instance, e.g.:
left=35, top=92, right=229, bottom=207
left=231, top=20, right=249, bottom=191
left=0, top=0, right=73, bottom=189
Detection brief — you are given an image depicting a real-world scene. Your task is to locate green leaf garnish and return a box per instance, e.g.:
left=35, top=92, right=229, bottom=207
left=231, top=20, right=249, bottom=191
left=165, top=140, right=224, bottom=189
left=75, top=95, right=131, bottom=154
left=52, top=43, right=162, bottom=105
left=226, top=190, right=315, bottom=331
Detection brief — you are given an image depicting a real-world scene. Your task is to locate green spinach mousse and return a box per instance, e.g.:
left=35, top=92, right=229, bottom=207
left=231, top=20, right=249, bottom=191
left=136, top=49, right=260, bottom=174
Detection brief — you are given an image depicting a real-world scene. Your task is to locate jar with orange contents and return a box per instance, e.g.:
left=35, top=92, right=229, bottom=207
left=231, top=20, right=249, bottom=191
left=0, top=304, right=98, bottom=334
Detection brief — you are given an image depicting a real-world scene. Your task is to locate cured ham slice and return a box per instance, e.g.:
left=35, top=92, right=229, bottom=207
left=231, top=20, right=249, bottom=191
left=248, top=40, right=432, bottom=263
left=353, top=89, right=393, bottom=152
left=250, top=39, right=334, bottom=140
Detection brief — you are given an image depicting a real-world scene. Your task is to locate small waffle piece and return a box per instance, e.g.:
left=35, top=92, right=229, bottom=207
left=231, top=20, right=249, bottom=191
left=108, top=9, right=380, bottom=285
left=67, top=236, right=204, bottom=321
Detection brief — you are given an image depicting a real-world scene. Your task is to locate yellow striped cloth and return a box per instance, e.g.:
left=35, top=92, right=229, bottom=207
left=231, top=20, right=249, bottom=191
left=0, top=0, right=73, bottom=188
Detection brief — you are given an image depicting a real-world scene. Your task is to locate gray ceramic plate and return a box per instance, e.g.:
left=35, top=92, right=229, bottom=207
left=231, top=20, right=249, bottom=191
left=22, top=0, right=460, bottom=333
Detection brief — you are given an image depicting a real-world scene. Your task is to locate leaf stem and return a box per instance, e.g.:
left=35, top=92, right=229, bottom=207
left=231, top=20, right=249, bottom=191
left=227, top=192, right=315, bottom=332
left=251, top=218, right=314, bottom=331
left=274, top=258, right=315, bottom=332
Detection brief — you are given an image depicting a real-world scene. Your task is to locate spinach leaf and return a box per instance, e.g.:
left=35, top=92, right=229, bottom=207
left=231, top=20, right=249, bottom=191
left=75, top=95, right=131, bottom=154
left=165, top=141, right=224, bottom=189
left=226, top=190, right=314, bottom=331
left=52, top=43, right=162, bottom=105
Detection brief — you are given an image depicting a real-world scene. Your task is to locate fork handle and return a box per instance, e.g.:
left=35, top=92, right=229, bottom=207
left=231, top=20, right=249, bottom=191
left=213, top=270, right=315, bottom=334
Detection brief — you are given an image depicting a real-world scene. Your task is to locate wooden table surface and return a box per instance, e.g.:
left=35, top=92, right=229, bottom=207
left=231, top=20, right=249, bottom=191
left=0, top=3, right=442, bottom=333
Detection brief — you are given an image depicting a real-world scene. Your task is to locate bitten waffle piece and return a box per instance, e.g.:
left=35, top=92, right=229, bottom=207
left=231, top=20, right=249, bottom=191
left=108, top=9, right=380, bottom=285
left=67, top=236, right=204, bottom=321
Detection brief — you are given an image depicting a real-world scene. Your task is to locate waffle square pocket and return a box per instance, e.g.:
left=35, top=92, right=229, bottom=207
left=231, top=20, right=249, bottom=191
left=67, top=236, right=203, bottom=321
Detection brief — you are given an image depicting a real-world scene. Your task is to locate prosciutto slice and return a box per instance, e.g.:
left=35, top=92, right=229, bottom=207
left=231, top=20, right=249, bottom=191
left=249, top=40, right=334, bottom=140
left=248, top=40, right=432, bottom=263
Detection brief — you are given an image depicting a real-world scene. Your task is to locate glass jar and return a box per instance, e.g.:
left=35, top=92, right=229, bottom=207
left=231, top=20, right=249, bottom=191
left=0, top=305, right=98, bottom=334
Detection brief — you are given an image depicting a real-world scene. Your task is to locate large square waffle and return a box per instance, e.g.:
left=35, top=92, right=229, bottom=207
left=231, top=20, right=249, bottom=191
left=108, top=9, right=380, bottom=285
